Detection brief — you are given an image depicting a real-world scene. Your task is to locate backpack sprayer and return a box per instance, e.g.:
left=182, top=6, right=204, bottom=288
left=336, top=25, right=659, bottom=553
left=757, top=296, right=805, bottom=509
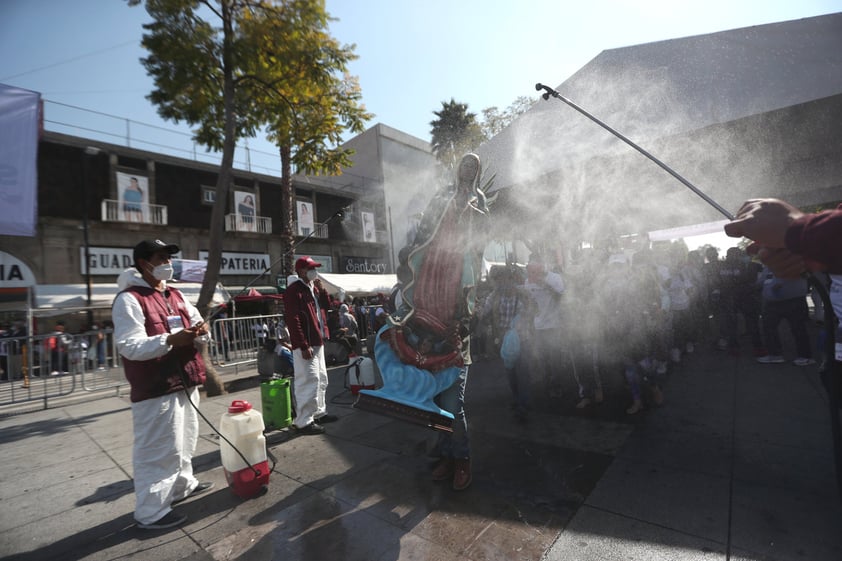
left=176, top=205, right=351, bottom=498
left=535, top=82, right=841, bottom=501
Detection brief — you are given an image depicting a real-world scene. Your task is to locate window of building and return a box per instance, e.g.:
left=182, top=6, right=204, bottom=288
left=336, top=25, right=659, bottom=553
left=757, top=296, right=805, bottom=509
left=201, top=186, right=216, bottom=205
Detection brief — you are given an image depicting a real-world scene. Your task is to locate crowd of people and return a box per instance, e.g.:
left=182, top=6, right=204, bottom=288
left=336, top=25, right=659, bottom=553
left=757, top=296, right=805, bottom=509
left=474, top=237, right=830, bottom=420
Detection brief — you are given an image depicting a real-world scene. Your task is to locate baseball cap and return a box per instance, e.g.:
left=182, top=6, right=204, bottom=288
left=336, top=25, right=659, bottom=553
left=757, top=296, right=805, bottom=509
left=133, top=239, right=179, bottom=265
left=295, top=256, right=322, bottom=270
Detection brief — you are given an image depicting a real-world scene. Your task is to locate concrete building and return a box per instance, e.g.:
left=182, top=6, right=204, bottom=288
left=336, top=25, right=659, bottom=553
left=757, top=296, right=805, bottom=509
left=478, top=12, right=842, bottom=254
left=339, top=123, right=438, bottom=272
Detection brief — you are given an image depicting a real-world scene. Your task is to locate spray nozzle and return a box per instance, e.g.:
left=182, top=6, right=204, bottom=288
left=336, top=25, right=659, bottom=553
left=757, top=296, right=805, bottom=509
left=535, top=83, right=555, bottom=100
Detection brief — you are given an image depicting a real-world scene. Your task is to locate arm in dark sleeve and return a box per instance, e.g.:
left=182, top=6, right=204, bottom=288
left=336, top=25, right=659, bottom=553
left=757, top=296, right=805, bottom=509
left=317, top=286, right=331, bottom=310
left=283, top=289, right=307, bottom=350
left=785, top=205, right=842, bottom=274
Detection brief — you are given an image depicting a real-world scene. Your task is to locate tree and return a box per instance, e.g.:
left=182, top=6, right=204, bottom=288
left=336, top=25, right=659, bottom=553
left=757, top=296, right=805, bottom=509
left=240, top=2, right=371, bottom=274
left=132, top=0, right=370, bottom=302
left=480, top=95, right=535, bottom=138
left=429, top=98, right=484, bottom=167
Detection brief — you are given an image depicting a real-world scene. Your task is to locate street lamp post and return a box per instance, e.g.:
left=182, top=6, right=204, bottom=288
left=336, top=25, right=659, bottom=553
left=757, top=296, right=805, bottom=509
left=82, top=147, right=101, bottom=327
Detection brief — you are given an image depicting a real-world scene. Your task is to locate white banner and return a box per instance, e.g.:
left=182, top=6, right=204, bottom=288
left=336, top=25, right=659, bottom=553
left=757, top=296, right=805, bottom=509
left=361, top=211, right=376, bottom=242
left=297, top=201, right=314, bottom=236
left=234, top=191, right=256, bottom=231
left=172, top=259, right=208, bottom=282
left=115, top=172, right=149, bottom=223
left=199, top=251, right=270, bottom=275
left=0, top=84, right=40, bottom=237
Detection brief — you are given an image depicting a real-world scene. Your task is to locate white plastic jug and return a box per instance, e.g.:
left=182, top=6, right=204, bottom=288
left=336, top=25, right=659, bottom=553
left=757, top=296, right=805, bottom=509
left=219, top=400, right=270, bottom=498
left=348, top=357, right=377, bottom=395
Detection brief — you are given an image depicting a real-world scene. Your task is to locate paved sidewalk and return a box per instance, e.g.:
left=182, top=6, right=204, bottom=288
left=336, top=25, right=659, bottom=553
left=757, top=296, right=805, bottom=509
left=1, top=342, right=841, bottom=561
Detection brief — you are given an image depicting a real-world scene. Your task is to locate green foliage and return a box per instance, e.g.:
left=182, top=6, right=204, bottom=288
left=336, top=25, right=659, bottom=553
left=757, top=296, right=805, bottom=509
left=430, top=95, right=536, bottom=165
left=429, top=98, right=485, bottom=167
left=481, top=95, right=536, bottom=138
left=130, top=0, right=372, bottom=307
left=134, top=0, right=370, bottom=171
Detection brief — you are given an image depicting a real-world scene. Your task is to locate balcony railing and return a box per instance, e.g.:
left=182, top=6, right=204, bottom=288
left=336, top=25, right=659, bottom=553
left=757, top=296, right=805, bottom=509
left=225, top=213, right=272, bottom=234
left=101, top=199, right=168, bottom=225
left=292, top=221, right=329, bottom=238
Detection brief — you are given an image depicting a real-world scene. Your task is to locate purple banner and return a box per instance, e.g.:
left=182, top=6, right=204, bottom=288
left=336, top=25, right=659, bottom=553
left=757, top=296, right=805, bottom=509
left=0, top=84, right=40, bottom=237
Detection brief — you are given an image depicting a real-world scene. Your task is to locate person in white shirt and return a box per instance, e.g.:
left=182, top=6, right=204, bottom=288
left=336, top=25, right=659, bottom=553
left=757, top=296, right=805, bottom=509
left=520, top=252, right=566, bottom=400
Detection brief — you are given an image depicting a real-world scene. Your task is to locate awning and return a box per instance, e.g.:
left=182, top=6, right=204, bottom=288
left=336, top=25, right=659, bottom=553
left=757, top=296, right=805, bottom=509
left=231, top=287, right=283, bottom=302
left=225, top=286, right=279, bottom=297
left=648, top=220, right=730, bottom=242
left=316, top=273, right=397, bottom=297
left=33, top=282, right=230, bottom=310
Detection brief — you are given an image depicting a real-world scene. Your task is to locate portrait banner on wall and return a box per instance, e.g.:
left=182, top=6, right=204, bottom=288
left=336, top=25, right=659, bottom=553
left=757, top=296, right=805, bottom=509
left=116, top=172, right=149, bottom=223
left=361, top=211, right=376, bottom=243
left=297, top=201, right=314, bottom=236
left=234, top=191, right=256, bottom=231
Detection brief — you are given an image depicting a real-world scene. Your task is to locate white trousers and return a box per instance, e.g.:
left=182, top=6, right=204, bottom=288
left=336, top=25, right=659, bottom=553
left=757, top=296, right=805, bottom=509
left=292, top=345, right=328, bottom=428
left=131, top=387, right=200, bottom=524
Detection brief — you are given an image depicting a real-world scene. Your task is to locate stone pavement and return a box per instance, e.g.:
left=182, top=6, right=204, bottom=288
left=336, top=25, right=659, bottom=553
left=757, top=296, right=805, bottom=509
left=1, top=339, right=841, bottom=561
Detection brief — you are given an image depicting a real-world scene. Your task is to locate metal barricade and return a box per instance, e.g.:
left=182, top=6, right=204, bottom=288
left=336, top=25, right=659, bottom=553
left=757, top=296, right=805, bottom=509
left=78, top=328, right=126, bottom=393
left=0, top=329, right=130, bottom=409
left=208, top=314, right=285, bottom=371
left=0, top=332, right=78, bottom=408
left=0, top=315, right=285, bottom=410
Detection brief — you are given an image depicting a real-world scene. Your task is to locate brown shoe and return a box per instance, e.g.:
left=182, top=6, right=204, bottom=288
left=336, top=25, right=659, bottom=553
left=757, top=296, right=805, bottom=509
left=651, top=386, right=664, bottom=406
left=452, top=459, right=472, bottom=491
left=431, top=458, right=455, bottom=481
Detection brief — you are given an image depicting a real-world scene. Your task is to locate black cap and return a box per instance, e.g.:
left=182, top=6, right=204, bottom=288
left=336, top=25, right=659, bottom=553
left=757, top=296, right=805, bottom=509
left=133, top=239, right=179, bottom=266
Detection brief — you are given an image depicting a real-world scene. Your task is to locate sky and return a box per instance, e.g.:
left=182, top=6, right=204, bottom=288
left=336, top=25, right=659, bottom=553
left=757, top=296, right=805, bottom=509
left=3, top=0, right=837, bottom=252
left=2, top=0, right=839, bottom=147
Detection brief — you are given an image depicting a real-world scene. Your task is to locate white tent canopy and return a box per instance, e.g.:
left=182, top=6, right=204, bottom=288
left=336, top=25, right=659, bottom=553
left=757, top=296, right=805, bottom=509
left=33, top=282, right=230, bottom=311
left=316, top=273, right=397, bottom=298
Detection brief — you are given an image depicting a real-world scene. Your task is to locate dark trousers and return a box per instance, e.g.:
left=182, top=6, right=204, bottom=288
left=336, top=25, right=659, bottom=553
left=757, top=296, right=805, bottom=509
left=762, top=297, right=812, bottom=358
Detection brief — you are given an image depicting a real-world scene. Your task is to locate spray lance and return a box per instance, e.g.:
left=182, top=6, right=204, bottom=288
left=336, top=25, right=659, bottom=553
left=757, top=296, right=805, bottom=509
left=204, top=204, right=352, bottom=324
left=535, top=82, right=842, bottom=500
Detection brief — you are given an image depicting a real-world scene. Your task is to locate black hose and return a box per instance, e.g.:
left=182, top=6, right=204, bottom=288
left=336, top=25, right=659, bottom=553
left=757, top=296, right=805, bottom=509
left=810, top=278, right=842, bottom=502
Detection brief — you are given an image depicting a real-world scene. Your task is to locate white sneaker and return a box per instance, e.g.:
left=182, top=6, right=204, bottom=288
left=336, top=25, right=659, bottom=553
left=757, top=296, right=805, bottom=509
left=717, top=338, right=728, bottom=351
left=793, top=357, right=816, bottom=367
left=670, top=348, right=681, bottom=363
left=685, top=342, right=695, bottom=354
left=756, top=355, right=785, bottom=364
left=655, top=361, right=668, bottom=375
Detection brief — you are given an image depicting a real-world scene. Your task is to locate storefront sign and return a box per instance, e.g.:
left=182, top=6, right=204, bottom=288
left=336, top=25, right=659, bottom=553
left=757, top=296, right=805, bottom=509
left=199, top=251, right=270, bottom=275
left=0, top=250, right=36, bottom=287
left=80, top=247, right=133, bottom=275
left=81, top=246, right=183, bottom=275
left=341, top=256, right=388, bottom=274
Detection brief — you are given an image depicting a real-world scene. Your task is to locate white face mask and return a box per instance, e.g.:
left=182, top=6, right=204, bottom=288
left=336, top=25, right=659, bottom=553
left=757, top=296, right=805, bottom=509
left=150, top=263, right=174, bottom=281
left=306, top=269, right=318, bottom=282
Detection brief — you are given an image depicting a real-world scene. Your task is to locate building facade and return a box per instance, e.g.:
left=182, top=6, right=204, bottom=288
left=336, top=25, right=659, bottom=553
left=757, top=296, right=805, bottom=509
left=0, top=124, right=436, bottom=325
